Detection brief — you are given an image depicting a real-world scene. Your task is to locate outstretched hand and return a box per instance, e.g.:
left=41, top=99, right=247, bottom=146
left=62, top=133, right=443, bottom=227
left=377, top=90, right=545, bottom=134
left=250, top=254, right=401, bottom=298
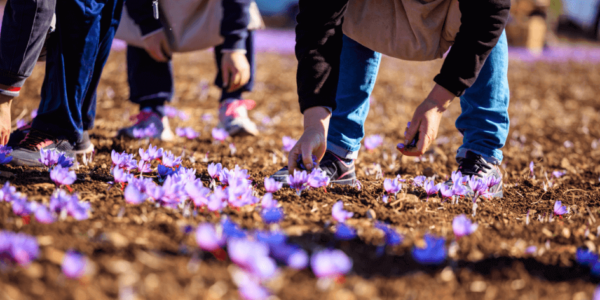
left=288, top=107, right=331, bottom=173
left=403, top=84, right=455, bottom=156
left=142, top=29, right=171, bottom=62
left=221, top=51, right=250, bottom=93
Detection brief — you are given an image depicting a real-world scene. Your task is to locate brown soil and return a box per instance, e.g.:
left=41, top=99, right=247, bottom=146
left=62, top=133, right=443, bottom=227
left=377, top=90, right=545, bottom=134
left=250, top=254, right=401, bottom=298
left=1, top=50, right=600, bottom=300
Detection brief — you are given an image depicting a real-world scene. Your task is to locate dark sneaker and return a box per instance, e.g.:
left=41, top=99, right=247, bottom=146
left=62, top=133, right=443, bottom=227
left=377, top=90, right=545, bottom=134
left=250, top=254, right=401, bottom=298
left=218, top=99, right=259, bottom=137
left=270, top=151, right=357, bottom=186
left=10, top=129, right=78, bottom=167
left=445, top=151, right=503, bottom=199
left=8, top=125, right=93, bottom=154
left=117, top=108, right=174, bottom=141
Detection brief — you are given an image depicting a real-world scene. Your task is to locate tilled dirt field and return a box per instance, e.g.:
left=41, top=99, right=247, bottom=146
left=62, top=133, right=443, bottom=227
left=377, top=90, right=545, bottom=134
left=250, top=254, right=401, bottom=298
left=1, top=49, right=600, bottom=300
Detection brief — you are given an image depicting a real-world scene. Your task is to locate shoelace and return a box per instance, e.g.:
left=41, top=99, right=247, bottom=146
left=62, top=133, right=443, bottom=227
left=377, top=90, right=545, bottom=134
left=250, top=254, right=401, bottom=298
left=222, top=99, right=256, bottom=118
left=131, top=110, right=158, bottom=125
left=458, top=155, right=492, bottom=177
left=19, top=130, right=54, bottom=150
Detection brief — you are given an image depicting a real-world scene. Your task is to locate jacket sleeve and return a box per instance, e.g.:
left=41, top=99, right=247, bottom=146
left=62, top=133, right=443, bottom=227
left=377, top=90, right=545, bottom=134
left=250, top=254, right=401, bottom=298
left=221, top=0, right=252, bottom=50
left=433, top=0, right=511, bottom=96
left=295, top=0, right=348, bottom=113
left=124, top=0, right=163, bottom=37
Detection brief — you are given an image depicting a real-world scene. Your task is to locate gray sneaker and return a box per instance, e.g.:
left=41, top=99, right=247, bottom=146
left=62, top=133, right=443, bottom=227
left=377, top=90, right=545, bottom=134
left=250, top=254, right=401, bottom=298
left=117, top=108, right=174, bottom=141
left=443, top=151, right=503, bottom=199
left=218, top=99, right=259, bottom=137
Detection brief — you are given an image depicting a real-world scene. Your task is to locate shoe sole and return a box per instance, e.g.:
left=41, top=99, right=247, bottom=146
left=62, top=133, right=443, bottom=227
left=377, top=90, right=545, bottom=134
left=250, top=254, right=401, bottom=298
left=73, top=144, right=94, bottom=155
left=228, top=126, right=258, bottom=137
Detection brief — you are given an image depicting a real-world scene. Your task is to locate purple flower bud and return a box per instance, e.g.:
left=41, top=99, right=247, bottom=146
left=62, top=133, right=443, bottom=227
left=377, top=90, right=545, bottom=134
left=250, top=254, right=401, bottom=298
left=282, top=136, right=297, bottom=152
left=307, top=169, right=330, bottom=189
left=161, top=151, right=182, bottom=168
left=195, top=223, right=225, bottom=251
left=264, top=177, right=282, bottom=193
left=261, top=193, right=277, bottom=209
left=287, top=170, right=308, bottom=192
left=207, top=162, right=223, bottom=179
left=452, top=214, right=478, bottom=238
left=39, top=149, right=60, bottom=167
left=310, top=249, right=352, bottom=278
left=124, top=184, right=147, bottom=205
left=50, top=165, right=76, bottom=186
left=364, top=135, right=383, bottom=151
left=34, top=205, right=55, bottom=224
left=552, top=170, right=566, bottom=179
left=554, top=200, right=567, bottom=216
left=423, top=180, right=440, bottom=199
left=332, top=201, right=353, bottom=223
left=113, top=168, right=132, bottom=184
left=62, top=250, right=87, bottom=279
left=529, top=161, right=535, bottom=177
left=383, top=178, right=402, bottom=195
left=412, top=175, right=426, bottom=187
left=212, top=127, right=229, bottom=142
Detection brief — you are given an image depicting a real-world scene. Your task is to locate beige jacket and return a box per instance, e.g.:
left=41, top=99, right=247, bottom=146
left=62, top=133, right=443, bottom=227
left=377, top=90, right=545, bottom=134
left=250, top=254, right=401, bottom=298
left=342, top=0, right=461, bottom=61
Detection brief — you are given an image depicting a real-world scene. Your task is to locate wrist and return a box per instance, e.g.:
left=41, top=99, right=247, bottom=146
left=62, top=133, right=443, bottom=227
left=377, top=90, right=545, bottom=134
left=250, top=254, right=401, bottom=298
left=303, top=106, right=331, bottom=130
left=426, top=84, right=455, bottom=111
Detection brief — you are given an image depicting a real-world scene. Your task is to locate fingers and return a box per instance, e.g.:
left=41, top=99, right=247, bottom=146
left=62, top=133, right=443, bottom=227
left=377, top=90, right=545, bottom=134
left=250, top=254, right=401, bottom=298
left=405, top=116, right=420, bottom=146
left=160, top=38, right=172, bottom=60
left=415, top=122, right=430, bottom=155
left=288, top=146, right=301, bottom=175
left=301, top=143, right=315, bottom=171
left=147, top=45, right=168, bottom=62
left=222, top=64, right=231, bottom=89
left=239, top=67, right=250, bottom=90
left=227, top=70, right=242, bottom=92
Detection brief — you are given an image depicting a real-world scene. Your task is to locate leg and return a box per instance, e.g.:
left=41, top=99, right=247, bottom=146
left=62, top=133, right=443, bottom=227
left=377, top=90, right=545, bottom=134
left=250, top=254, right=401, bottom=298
left=456, top=31, right=510, bottom=164
left=327, top=35, right=382, bottom=160
left=126, top=44, right=174, bottom=116
left=214, top=30, right=255, bottom=101
left=33, top=0, right=124, bottom=142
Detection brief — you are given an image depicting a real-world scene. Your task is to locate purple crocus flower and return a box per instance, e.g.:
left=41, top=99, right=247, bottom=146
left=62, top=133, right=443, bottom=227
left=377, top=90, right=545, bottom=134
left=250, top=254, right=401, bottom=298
left=452, top=183, right=468, bottom=198
left=529, top=161, right=535, bottom=178
left=451, top=171, right=464, bottom=185
left=62, top=250, right=87, bottom=279
left=139, top=144, right=163, bottom=162
left=207, top=191, right=227, bottom=212
left=423, top=180, right=440, bottom=200
left=212, top=127, right=229, bottom=142
left=310, top=249, right=352, bottom=278
left=335, top=223, right=357, bottom=240
left=332, top=201, right=353, bottom=223
left=364, top=135, right=383, bottom=151
left=12, top=196, right=35, bottom=216
left=381, top=194, right=389, bottom=204
left=468, top=177, right=488, bottom=197
left=0, top=152, right=12, bottom=164
left=161, top=151, right=182, bottom=168
left=261, top=193, right=277, bottom=209
left=157, top=164, right=176, bottom=178
left=264, top=177, right=282, bottom=193
left=178, top=111, right=189, bottom=120
left=282, top=136, right=297, bottom=152
left=111, top=150, right=135, bottom=169
left=16, top=119, right=27, bottom=129
left=307, top=169, right=330, bottom=189
left=185, top=180, right=211, bottom=207
left=176, top=127, right=199, bottom=139
left=411, top=234, right=447, bottom=265
left=39, top=148, right=60, bottom=167
left=195, top=223, right=225, bottom=251
left=238, top=279, right=270, bottom=300
left=261, top=207, right=284, bottom=224
left=57, top=154, right=74, bottom=168
left=165, top=106, right=178, bottom=118
left=65, top=198, right=91, bottom=221
left=0, top=182, right=17, bottom=202
left=287, top=170, right=308, bottom=194
left=31, top=109, right=37, bottom=119
left=375, top=222, right=403, bottom=246
left=228, top=238, right=277, bottom=280
left=412, top=175, right=426, bottom=187
left=137, top=160, right=152, bottom=173
left=124, top=184, right=147, bottom=205
left=0, top=145, right=12, bottom=155
left=50, top=165, right=76, bottom=186
left=554, top=201, right=567, bottom=216
left=484, top=176, right=501, bottom=189
left=439, top=185, right=454, bottom=201
left=576, top=248, right=599, bottom=267
left=2, top=231, right=40, bottom=266
left=34, top=205, right=55, bottom=224
left=552, top=170, right=566, bottom=179
left=383, top=178, right=401, bottom=195
left=452, top=214, right=478, bottom=239
left=207, top=162, right=223, bottom=180
left=113, top=168, right=132, bottom=184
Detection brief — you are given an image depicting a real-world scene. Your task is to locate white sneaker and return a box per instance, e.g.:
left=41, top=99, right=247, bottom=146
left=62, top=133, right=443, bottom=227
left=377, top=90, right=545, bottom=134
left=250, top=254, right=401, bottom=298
left=217, top=99, right=259, bottom=137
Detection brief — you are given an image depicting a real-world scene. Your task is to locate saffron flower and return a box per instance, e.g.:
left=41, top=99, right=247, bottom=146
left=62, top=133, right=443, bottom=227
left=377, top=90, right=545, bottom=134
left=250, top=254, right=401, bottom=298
left=124, top=184, right=147, bottom=205
left=576, top=248, right=599, bottom=267
left=307, top=169, right=330, bottom=189
left=310, top=249, right=352, bottom=278
left=50, top=165, right=76, bottom=186
left=212, top=127, right=229, bottom=142
left=552, top=170, right=566, bottom=179
left=261, top=193, right=277, bottom=209
left=228, top=238, right=277, bottom=280
left=381, top=194, right=389, bottom=204
left=139, top=144, right=163, bottom=162
left=195, top=223, right=226, bottom=251
left=185, top=180, right=211, bottom=207
left=57, top=154, right=74, bottom=168
left=439, top=185, right=453, bottom=201
left=161, top=151, right=182, bottom=168
left=364, top=135, right=383, bottom=151
left=207, top=162, right=223, bottom=180
left=335, top=223, right=357, bottom=240
left=176, top=127, right=199, bottom=139
left=452, top=214, right=478, bottom=239
left=111, top=150, right=134, bottom=169
left=137, top=160, right=152, bottom=173
left=0, top=230, right=39, bottom=266
left=423, top=180, right=440, bottom=200
left=529, top=161, right=535, bottom=178
left=484, top=176, right=501, bottom=189
left=412, top=234, right=447, bottom=265
left=553, top=200, right=567, bottom=216
left=383, top=178, right=401, bottom=195
left=282, top=136, right=297, bottom=152
left=261, top=207, right=284, bottom=224
left=34, top=205, right=55, bottom=224
left=375, top=222, right=403, bottom=246
left=332, top=201, right=353, bottom=223
left=113, top=168, right=132, bottom=185
left=238, top=279, right=271, bottom=300
left=412, top=175, right=426, bottom=187
left=39, top=148, right=60, bottom=167
left=0, top=182, right=17, bottom=202
left=0, top=152, right=12, bottom=164
left=165, top=106, right=178, bottom=118
left=157, top=164, right=176, bottom=178
left=62, top=250, right=87, bottom=279
left=287, top=170, right=308, bottom=194
left=451, top=171, right=465, bottom=185
left=0, top=145, right=12, bottom=155
left=264, top=177, right=282, bottom=193
left=132, top=123, right=157, bottom=139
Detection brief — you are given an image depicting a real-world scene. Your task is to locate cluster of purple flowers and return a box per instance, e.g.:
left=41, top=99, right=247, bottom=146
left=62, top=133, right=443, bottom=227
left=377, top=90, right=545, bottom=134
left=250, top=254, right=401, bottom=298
left=50, top=165, right=77, bottom=187
left=38, top=149, right=74, bottom=168
left=452, top=214, right=478, bottom=239
left=176, top=127, right=200, bottom=139
left=165, top=106, right=188, bottom=120
left=49, top=189, right=91, bottom=221
left=132, top=123, right=157, bottom=139
left=0, top=230, right=39, bottom=266
left=286, top=168, right=331, bottom=196
left=0, top=145, right=12, bottom=164
left=383, top=177, right=402, bottom=202
left=364, top=134, right=383, bottom=151
left=212, top=127, right=229, bottom=142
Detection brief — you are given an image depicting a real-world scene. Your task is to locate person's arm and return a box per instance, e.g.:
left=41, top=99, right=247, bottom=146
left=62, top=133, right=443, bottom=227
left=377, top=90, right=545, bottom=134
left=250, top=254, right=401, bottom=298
left=124, top=0, right=163, bottom=37
left=433, top=0, right=511, bottom=96
left=295, top=0, right=348, bottom=113
left=221, top=0, right=251, bottom=51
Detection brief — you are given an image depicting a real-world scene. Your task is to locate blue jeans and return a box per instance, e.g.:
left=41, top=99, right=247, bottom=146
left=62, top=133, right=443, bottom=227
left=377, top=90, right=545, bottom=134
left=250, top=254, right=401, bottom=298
left=31, top=0, right=123, bottom=143
left=327, top=33, right=510, bottom=164
left=127, top=30, right=256, bottom=106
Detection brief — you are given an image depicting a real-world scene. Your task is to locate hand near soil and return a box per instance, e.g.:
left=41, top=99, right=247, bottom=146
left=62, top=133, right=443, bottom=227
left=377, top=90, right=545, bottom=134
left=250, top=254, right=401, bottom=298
left=142, top=29, right=172, bottom=62
left=288, top=107, right=331, bottom=173
left=404, top=84, right=455, bottom=156
left=0, top=95, right=12, bottom=145
left=221, top=51, right=250, bottom=93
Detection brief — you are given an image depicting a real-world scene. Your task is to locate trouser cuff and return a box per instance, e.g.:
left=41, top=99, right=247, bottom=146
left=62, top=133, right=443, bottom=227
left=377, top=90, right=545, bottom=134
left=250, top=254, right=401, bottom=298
left=327, top=141, right=358, bottom=160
